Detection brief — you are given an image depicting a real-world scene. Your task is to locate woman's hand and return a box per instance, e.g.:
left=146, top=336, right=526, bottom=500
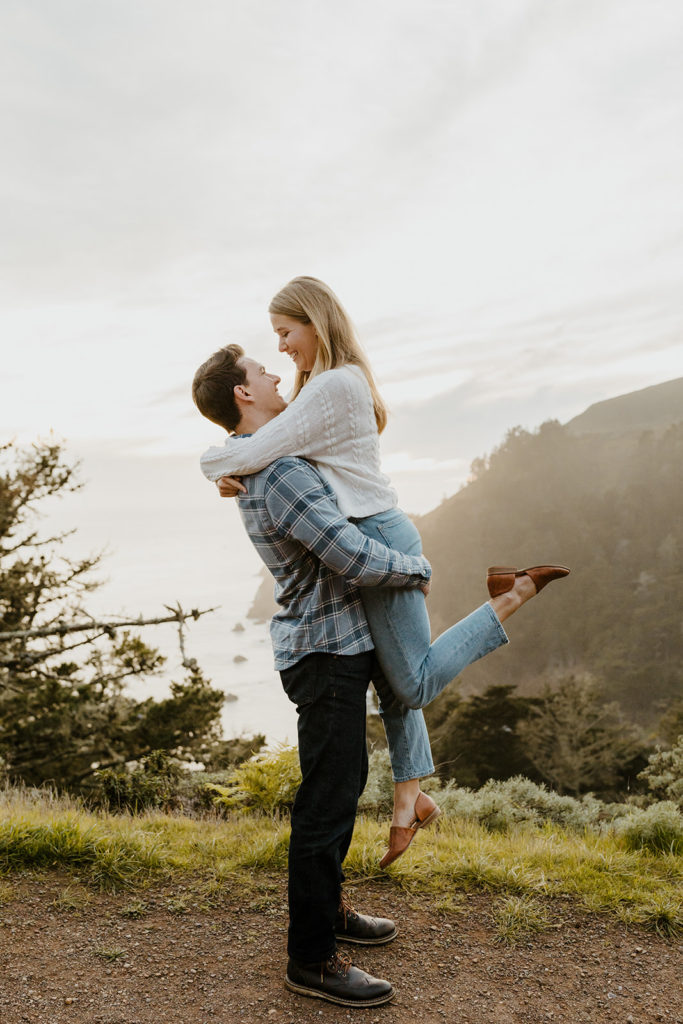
left=419, top=578, right=431, bottom=597
left=216, top=475, right=247, bottom=497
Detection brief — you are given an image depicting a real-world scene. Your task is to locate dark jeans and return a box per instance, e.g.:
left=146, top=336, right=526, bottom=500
left=280, top=650, right=373, bottom=963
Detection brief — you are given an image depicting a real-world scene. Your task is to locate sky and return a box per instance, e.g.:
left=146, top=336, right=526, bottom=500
left=3, top=0, right=683, bottom=510
left=3, top=0, right=682, bottom=738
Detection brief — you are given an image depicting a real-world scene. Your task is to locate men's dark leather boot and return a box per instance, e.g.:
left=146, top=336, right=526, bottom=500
left=334, top=891, right=397, bottom=945
left=285, top=951, right=395, bottom=1006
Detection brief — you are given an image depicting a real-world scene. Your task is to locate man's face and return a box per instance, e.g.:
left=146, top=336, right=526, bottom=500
left=239, top=357, right=287, bottom=418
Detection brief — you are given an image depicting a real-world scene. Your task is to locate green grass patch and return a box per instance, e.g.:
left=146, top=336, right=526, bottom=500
left=51, top=883, right=92, bottom=913
left=93, top=947, right=127, bottom=962
left=0, top=789, right=680, bottom=936
left=0, top=880, right=15, bottom=904
left=492, top=894, right=550, bottom=944
left=119, top=898, right=149, bottom=919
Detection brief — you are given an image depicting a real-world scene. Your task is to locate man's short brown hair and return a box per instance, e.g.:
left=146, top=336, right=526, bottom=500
left=192, top=344, right=246, bottom=433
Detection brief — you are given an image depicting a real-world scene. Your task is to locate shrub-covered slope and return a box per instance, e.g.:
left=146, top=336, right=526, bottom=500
left=417, top=414, right=683, bottom=724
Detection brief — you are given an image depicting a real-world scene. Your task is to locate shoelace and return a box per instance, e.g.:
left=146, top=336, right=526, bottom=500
left=323, top=951, right=351, bottom=981
left=338, top=891, right=358, bottom=929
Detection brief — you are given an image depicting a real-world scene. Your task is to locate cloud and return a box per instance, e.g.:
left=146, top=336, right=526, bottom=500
left=2, top=0, right=683, bottom=480
left=4, top=0, right=681, bottom=305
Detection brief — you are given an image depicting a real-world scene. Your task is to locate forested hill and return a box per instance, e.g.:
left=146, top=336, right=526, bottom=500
left=566, top=376, right=683, bottom=436
left=416, top=378, right=683, bottom=726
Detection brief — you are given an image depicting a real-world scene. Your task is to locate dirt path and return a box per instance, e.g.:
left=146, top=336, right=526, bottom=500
left=0, top=873, right=680, bottom=1024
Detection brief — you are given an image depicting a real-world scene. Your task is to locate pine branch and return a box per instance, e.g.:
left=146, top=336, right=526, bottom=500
left=0, top=630, right=111, bottom=667
left=1, top=526, right=78, bottom=556
left=0, top=605, right=218, bottom=641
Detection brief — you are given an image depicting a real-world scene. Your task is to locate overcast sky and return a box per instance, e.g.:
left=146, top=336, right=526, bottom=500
left=3, top=0, right=683, bottom=510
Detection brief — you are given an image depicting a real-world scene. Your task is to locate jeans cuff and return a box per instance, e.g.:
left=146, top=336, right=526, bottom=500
left=482, top=601, right=509, bottom=646
left=391, top=767, right=436, bottom=783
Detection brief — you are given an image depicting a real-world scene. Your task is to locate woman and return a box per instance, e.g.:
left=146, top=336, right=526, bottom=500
left=201, top=276, right=569, bottom=866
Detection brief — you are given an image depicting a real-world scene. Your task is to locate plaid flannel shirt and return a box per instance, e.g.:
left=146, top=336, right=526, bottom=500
left=236, top=456, right=432, bottom=670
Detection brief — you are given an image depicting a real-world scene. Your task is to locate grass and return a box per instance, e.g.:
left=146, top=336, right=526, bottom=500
left=0, top=786, right=680, bottom=936
left=492, top=895, right=550, bottom=944
left=0, top=880, right=15, bottom=904
left=119, top=898, right=149, bottom=919
left=93, top=947, right=127, bottom=962
left=51, top=883, right=92, bottom=913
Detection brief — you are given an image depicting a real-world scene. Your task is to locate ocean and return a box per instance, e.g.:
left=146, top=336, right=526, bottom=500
left=44, top=448, right=299, bottom=749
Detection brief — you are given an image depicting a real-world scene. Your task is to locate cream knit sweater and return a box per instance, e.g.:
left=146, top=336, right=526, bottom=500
left=200, top=365, right=398, bottom=518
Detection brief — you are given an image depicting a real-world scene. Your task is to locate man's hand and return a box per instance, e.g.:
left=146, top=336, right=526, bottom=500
left=217, top=475, right=247, bottom=497
left=419, top=578, right=431, bottom=597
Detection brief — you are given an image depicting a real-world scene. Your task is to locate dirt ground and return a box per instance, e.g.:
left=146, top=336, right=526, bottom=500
left=0, top=873, right=680, bottom=1024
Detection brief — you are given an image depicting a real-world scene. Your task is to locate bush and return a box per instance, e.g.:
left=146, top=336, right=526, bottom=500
left=90, top=734, right=268, bottom=816
left=639, top=736, right=683, bottom=808
left=436, top=776, right=608, bottom=832
left=357, top=750, right=395, bottom=815
left=93, top=751, right=182, bottom=813
left=357, top=758, right=618, bottom=833
left=206, top=745, right=301, bottom=814
left=613, top=802, right=683, bottom=855
left=198, top=734, right=266, bottom=772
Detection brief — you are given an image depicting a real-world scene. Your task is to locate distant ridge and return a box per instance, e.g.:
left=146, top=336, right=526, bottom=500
left=566, top=377, right=683, bottom=436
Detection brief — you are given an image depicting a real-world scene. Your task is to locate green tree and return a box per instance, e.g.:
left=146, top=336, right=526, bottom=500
left=419, top=418, right=683, bottom=728
left=638, top=735, right=683, bottom=808
left=0, top=440, right=245, bottom=791
left=658, top=698, right=683, bottom=746
left=518, top=676, right=650, bottom=797
left=425, top=684, right=539, bottom=787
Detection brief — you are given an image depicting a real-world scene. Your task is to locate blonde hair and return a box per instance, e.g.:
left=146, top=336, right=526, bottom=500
left=268, top=276, right=388, bottom=433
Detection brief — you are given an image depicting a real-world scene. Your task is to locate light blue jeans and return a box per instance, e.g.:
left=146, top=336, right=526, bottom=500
left=354, top=508, right=509, bottom=782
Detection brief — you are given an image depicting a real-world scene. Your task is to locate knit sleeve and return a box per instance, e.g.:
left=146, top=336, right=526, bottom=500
left=199, top=367, right=365, bottom=481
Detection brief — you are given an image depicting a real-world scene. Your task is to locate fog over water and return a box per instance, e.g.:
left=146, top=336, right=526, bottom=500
left=47, top=452, right=299, bottom=746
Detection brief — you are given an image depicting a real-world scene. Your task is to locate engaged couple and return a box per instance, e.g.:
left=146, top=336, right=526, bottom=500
left=192, top=276, right=569, bottom=1008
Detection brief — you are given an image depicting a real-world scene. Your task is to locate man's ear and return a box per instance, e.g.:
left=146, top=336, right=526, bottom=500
left=234, top=383, right=252, bottom=403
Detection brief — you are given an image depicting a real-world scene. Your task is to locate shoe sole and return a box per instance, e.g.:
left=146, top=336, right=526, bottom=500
left=284, top=976, right=396, bottom=1007
left=416, top=807, right=441, bottom=830
left=334, top=925, right=398, bottom=946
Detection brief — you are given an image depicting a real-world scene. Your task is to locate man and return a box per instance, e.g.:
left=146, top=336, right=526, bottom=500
left=192, top=345, right=432, bottom=1008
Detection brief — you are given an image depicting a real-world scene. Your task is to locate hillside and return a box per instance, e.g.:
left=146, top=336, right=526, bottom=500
left=248, top=378, right=683, bottom=727
left=417, top=387, right=683, bottom=725
left=566, top=376, right=683, bottom=436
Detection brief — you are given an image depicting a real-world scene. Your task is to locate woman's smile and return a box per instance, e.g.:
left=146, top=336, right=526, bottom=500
left=270, top=312, right=318, bottom=373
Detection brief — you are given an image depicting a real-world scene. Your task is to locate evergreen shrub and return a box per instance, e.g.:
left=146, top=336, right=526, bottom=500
left=613, top=802, right=683, bottom=855
left=93, top=751, right=182, bottom=813
left=639, top=736, right=683, bottom=808
left=436, top=777, right=607, bottom=832
left=357, top=751, right=395, bottom=815
left=358, top=753, right=612, bottom=832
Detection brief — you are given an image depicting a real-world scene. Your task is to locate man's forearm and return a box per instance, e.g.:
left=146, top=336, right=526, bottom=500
left=266, top=466, right=431, bottom=589
left=324, top=524, right=431, bottom=589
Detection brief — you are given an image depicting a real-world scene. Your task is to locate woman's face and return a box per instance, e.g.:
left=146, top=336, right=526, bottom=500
left=271, top=313, right=318, bottom=373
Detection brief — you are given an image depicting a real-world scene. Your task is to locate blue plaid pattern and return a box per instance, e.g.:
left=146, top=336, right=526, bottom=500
left=237, top=457, right=432, bottom=670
